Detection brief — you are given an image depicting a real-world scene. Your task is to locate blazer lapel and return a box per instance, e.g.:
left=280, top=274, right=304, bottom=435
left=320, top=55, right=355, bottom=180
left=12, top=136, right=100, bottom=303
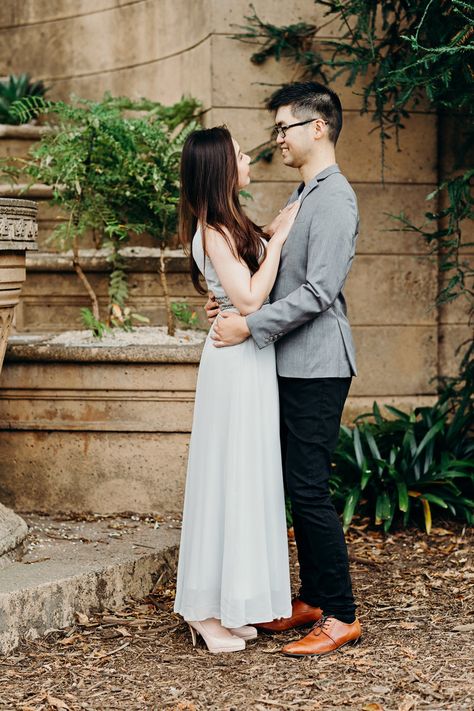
left=298, top=164, right=342, bottom=205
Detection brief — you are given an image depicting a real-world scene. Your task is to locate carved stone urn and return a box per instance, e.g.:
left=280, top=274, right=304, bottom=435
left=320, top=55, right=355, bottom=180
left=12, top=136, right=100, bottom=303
left=0, top=198, right=38, bottom=366
left=0, top=197, right=38, bottom=562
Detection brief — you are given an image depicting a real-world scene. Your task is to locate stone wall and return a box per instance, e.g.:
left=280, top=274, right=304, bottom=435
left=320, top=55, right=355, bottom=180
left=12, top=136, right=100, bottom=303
left=0, top=0, right=212, bottom=107
left=0, top=340, right=199, bottom=513
left=0, top=0, right=471, bottom=404
left=0, top=336, right=441, bottom=514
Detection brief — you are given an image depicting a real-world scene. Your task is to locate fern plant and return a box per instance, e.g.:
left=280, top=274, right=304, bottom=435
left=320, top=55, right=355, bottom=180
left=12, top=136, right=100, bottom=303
left=6, top=93, right=200, bottom=335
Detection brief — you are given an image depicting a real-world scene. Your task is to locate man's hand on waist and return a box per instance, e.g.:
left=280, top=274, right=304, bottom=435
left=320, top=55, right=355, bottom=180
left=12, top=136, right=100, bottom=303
left=211, top=312, right=250, bottom=347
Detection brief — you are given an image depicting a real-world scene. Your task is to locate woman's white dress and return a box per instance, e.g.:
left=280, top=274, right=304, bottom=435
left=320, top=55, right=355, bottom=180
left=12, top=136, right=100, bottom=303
left=173, top=228, right=292, bottom=628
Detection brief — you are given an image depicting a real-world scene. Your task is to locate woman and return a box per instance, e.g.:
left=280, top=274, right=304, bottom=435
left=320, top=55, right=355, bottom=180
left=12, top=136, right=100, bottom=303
left=174, top=126, right=299, bottom=653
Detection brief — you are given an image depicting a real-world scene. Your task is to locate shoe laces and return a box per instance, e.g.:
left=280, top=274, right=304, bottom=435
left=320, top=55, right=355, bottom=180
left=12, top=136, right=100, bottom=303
left=311, top=615, right=333, bottom=636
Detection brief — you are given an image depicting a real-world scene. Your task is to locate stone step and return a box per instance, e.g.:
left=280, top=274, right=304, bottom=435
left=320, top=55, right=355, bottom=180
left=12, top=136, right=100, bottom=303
left=0, top=513, right=180, bottom=655
left=0, top=503, right=28, bottom=558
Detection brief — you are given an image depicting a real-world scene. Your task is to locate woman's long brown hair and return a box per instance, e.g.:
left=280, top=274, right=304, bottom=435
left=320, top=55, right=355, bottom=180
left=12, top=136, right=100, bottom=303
left=178, top=126, right=265, bottom=294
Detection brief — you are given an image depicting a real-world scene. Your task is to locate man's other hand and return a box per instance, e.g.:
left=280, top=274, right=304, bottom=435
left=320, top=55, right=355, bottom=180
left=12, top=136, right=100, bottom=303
left=211, top=312, right=250, bottom=347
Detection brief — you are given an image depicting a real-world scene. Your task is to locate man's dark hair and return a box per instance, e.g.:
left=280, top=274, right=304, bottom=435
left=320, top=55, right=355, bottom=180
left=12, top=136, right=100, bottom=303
left=267, top=82, right=343, bottom=145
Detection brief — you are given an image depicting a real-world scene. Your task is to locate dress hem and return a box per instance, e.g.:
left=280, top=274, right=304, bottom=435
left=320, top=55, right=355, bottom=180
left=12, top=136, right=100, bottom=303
left=174, top=604, right=293, bottom=629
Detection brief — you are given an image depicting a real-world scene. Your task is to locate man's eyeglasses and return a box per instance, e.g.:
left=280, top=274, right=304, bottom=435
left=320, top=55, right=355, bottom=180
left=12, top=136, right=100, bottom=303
left=272, top=118, right=328, bottom=140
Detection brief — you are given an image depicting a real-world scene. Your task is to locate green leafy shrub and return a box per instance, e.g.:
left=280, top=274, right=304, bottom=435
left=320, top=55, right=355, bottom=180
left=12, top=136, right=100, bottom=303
left=332, top=401, right=473, bottom=534
left=171, top=302, right=200, bottom=329
left=0, top=74, right=47, bottom=125
left=6, top=93, right=200, bottom=335
left=80, top=307, right=111, bottom=339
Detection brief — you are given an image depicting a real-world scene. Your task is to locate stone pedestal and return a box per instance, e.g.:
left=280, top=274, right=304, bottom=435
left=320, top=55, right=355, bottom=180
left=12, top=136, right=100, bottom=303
left=0, top=197, right=38, bottom=558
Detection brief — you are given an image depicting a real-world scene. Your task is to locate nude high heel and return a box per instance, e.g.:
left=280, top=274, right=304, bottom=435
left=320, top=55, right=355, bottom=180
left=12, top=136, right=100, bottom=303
left=189, top=624, right=198, bottom=647
left=229, top=625, right=258, bottom=640
left=187, top=619, right=245, bottom=653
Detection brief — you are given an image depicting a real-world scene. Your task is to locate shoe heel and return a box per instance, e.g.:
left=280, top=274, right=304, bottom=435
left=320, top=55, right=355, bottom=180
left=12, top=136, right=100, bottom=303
left=188, top=624, right=198, bottom=647
left=187, top=620, right=245, bottom=653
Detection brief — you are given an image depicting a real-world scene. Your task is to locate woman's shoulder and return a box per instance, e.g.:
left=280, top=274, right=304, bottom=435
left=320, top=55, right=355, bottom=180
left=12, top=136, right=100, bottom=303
left=202, top=224, right=228, bottom=240
left=202, top=225, right=237, bottom=254
left=192, top=225, right=229, bottom=262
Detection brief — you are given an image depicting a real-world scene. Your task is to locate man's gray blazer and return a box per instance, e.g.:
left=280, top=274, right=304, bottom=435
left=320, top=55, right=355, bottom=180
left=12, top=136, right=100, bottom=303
left=246, top=164, right=358, bottom=378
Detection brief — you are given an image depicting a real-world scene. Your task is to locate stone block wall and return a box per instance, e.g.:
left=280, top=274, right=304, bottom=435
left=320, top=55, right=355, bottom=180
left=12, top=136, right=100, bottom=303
left=0, top=348, right=197, bottom=512
left=1, top=0, right=471, bottom=405
left=0, top=0, right=213, bottom=106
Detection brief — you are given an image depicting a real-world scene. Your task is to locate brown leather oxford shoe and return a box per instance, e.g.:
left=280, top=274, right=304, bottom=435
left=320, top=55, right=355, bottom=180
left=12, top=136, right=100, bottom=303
left=281, top=615, right=361, bottom=657
left=254, top=599, right=323, bottom=633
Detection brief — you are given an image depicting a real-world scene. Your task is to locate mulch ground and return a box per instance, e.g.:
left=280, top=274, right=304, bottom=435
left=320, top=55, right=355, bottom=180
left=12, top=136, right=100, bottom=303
left=0, top=519, right=472, bottom=711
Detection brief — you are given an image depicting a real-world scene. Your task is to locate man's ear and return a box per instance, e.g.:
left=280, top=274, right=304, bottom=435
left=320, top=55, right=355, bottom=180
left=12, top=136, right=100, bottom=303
left=313, top=120, right=327, bottom=141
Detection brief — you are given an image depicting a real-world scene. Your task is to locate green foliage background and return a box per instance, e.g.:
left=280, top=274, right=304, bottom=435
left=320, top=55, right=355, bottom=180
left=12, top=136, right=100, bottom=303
left=238, top=1, right=474, bottom=532
left=7, top=94, right=200, bottom=334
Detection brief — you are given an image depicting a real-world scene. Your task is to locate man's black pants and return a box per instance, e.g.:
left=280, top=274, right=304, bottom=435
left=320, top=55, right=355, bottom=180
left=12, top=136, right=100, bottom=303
left=278, top=375, right=356, bottom=623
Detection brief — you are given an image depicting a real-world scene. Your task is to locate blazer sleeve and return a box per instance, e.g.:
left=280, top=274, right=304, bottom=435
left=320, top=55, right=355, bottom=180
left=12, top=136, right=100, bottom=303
left=246, top=186, right=358, bottom=349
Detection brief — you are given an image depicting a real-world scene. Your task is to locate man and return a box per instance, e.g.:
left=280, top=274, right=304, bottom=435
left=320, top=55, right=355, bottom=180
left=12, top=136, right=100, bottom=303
left=207, top=82, right=361, bottom=656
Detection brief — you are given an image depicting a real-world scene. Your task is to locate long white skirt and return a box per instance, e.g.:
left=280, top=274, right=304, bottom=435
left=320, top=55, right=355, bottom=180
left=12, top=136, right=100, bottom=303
left=174, top=325, right=292, bottom=628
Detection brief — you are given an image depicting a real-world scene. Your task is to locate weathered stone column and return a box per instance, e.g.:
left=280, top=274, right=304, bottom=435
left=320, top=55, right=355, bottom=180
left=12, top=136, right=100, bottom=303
left=0, top=197, right=38, bottom=561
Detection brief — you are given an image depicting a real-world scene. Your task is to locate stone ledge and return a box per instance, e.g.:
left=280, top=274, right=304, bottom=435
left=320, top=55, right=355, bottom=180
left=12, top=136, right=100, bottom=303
left=0, top=183, right=52, bottom=199
left=0, top=513, right=180, bottom=655
left=0, top=240, right=38, bottom=251
left=5, top=334, right=204, bottom=364
left=25, top=247, right=189, bottom=272
left=0, top=124, right=50, bottom=140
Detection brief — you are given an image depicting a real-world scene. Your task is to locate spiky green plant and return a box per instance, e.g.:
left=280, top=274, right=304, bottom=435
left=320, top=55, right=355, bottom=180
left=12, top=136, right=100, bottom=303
left=0, top=74, right=47, bottom=124
left=332, top=401, right=473, bottom=534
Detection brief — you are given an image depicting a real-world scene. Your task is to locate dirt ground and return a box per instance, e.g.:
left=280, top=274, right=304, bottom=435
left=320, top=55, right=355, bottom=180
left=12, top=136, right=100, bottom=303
left=0, top=519, right=472, bottom=711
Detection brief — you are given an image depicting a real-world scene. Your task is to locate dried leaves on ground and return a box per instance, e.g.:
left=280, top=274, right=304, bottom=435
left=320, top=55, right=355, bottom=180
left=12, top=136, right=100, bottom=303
left=0, top=521, right=472, bottom=711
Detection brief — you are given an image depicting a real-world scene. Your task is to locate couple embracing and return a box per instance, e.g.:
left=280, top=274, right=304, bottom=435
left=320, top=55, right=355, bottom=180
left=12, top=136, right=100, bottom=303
left=173, top=82, right=362, bottom=657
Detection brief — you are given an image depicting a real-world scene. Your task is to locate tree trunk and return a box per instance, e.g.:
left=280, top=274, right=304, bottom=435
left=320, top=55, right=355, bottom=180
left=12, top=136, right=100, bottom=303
left=72, top=234, right=100, bottom=321
left=160, top=244, right=175, bottom=336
